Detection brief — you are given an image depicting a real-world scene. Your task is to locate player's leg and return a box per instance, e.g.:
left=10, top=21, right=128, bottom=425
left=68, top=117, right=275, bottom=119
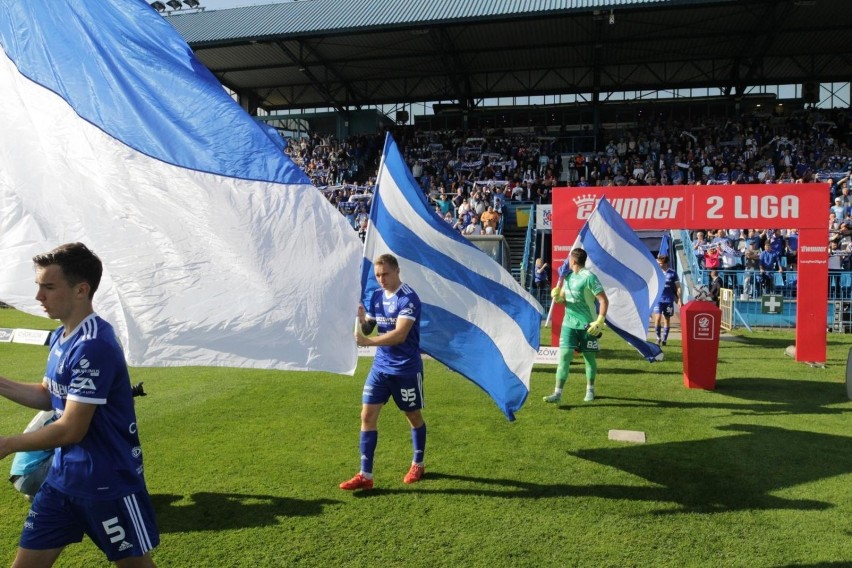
left=12, top=547, right=64, bottom=568
left=388, top=372, right=426, bottom=483
left=652, top=309, right=662, bottom=344
left=545, top=327, right=578, bottom=403
left=114, top=553, right=157, bottom=567
left=359, top=402, right=383, bottom=477
left=340, top=369, right=389, bottom=490
left=403, top=409, right=425, bottom=484
left=579, top=328, right=601, bottom=401
left=662, top=311, right=672, bottom=345
left=583, top=351, right=598, bottom=401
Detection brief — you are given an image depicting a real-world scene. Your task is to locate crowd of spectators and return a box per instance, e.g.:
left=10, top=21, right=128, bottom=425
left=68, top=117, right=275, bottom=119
left=283, top=107, right=852, bottom=278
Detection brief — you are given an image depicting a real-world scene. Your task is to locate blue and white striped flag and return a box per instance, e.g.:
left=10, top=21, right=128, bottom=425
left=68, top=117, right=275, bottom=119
left=0, top=1, right=362, bottom=374
left=574, top=197, right=665, bottom=362
left=362, top=134, right=543, bottom=420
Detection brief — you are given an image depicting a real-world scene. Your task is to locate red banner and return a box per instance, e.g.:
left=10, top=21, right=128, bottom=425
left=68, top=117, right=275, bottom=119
left=552, top=183, right=829, bottom=363
left=555, top=183, right=827, bottom=233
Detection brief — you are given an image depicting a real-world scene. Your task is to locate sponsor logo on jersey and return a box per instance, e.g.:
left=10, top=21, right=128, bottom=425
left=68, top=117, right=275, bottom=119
left=45, top=378, right=68, bottom=399
left=69, top=376, right=97, bottom=392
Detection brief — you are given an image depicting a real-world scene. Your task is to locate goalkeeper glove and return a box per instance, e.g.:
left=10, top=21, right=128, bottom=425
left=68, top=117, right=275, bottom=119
left=586, top=316, right=606, bottom=337
left=550, top=286, right=564, bottom=304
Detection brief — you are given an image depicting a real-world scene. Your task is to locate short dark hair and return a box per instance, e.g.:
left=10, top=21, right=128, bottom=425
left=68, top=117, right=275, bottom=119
left=570, top=248, right=587, bottom=266
left=33, top=242, right=102, bottom=299
left=657, top=254, right=669, bottom=262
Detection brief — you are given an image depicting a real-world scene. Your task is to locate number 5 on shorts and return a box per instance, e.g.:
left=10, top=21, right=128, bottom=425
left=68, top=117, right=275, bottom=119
left=102, top=517, right=126, bottom=543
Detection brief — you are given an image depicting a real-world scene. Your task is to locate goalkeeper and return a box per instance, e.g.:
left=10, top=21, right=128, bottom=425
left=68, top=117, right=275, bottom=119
left=543, top=248, right=609, bottom=404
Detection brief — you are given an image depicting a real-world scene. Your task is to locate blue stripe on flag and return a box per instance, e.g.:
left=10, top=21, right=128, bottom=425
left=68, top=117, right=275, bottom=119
left=575, top=197, right=664, bottom=362
left=0, top=1, right=307, bottom=184
left=0, top=1, right=363, bottom=374
left=659, top=233, right=671, bottom=258
left=362, top=134, right=543, bottom=420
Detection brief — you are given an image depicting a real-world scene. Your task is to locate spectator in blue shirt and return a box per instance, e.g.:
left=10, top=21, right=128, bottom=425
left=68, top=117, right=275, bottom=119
left=759, top=241, right=783, bottom=293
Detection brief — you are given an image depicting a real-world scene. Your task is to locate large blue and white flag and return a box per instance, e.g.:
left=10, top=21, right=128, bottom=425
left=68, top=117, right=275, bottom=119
left=362, top=134, right=543, bottom=420
left=0, top=1, right=362, bottom=374
left=574, top=197, right=665, bottom=362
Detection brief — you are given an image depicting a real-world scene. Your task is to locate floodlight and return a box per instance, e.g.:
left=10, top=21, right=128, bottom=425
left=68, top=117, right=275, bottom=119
left=184, top=0, right=200, bottom=7
left=166, top=0, right=182, bottom=10
left=150, top=1, right=166, bottom=11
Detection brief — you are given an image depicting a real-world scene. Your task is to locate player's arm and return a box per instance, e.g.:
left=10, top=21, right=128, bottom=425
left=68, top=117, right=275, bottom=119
left=675, top=281, right=683, bottom=306
left=587, top=291, right=609, bottom=335
left=357, top=304, right=376, bottom=335
left=0, top=400, right=96, bottom=460
left=357, top=317, right=414, bottom=347
left=594, top=291, right=609, bottom=321
left=0, top=376, right=52, bottom=411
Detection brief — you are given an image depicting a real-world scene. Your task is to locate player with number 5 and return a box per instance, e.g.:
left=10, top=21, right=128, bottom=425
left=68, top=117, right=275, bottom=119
left=341, top=254, right=426, bottom=491
left=0, top=243, right=159, bottom=567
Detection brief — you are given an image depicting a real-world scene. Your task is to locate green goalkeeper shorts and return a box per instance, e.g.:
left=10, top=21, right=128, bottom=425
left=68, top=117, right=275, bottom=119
left=560, top=326, right=600, bottom=353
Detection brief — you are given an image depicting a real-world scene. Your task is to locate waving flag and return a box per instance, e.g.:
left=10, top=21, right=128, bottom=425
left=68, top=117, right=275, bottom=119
left=659, top=232, right=671, bottom=258
left=362, top=134, right=543, bottom=420
left=574, top=197, right=665, bottom=362
left=0, top=1, right=362, bottom=374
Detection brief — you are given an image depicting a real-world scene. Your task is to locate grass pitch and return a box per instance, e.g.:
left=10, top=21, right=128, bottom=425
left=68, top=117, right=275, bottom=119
left=1, top=309, right=851, bottom=567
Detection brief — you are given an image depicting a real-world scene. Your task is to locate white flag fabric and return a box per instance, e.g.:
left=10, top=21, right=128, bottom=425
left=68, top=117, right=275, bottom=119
left=362, top=134, right=543, bottom=420
left=571, top=197, right=665, bottom=362
left=0, top=1, right=362, bottom=374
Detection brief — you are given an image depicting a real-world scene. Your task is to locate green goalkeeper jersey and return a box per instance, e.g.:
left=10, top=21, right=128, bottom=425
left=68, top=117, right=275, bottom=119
left=560, top=268, right=604, bottom=330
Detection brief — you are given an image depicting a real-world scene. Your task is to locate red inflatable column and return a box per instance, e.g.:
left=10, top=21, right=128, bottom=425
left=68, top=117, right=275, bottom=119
left=680, top=300, right=721, bottom=390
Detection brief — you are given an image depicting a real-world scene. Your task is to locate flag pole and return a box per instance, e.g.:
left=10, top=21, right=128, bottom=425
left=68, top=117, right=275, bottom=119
left=543, top=275, right=564, bottom=328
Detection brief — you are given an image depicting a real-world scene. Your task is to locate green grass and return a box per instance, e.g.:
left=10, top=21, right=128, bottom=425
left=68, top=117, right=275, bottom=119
left=1, top=309, right=852, bottom=566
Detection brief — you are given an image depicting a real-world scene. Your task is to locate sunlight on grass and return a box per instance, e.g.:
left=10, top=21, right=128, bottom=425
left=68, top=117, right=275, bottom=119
left=1, top=309, right=851, bottom=566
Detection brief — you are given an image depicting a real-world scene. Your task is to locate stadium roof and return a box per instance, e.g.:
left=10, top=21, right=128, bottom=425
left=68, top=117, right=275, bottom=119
left=166, top=0, right=852, bottom=113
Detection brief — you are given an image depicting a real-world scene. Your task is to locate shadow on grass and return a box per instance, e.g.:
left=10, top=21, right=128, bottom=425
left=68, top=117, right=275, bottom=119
left=150, top=492, right=340, bottom=533
left=356, top=424, right=852, bottom=514
left=570, top=424, right=852, bottom=513
left=600, top=377, right=851, bottom=415
left=722, top=335, right=800, bottom=349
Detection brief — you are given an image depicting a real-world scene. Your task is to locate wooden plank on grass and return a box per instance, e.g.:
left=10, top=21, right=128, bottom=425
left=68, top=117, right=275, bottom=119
left=608, top=429, right=646, bottom=443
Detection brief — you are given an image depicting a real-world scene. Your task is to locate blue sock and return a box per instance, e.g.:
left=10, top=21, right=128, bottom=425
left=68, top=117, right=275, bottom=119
left=663, top=326, right=670, bottom=341
left=655, top=324, right=661, bottom=339
left=360, top=430, right=378, bottom=476
left=411, top=424, right=426, bottom=465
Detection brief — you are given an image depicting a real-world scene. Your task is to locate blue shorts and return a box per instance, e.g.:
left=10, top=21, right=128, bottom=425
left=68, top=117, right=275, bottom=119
left=362, top=368, right=424, bottom=411
left=653, top=302, right=675, bottom=317
left=19, top=482, right=159, bottom=561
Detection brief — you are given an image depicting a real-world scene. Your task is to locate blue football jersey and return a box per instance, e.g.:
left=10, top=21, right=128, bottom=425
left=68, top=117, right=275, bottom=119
left=366, top=283, right=422, bottom=374
left=43, top=314, right=146, bottom=500
left=660, top=268, right=679, bottom=303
